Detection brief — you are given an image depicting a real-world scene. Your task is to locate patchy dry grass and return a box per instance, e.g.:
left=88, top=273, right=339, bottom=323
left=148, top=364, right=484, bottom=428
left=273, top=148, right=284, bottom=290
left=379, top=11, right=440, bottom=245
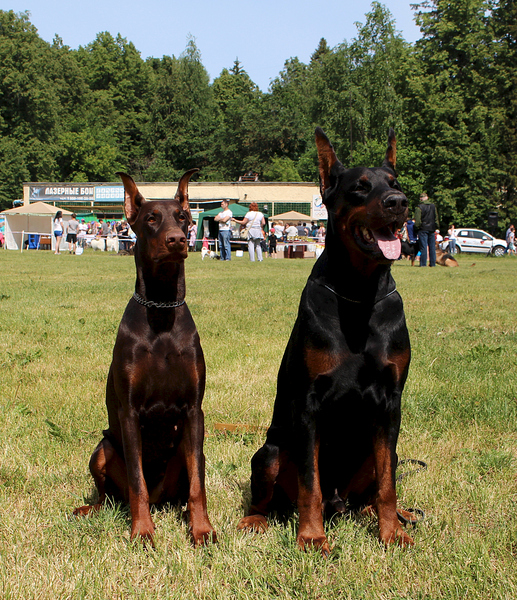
left=1, top=249, right=516, bottom=599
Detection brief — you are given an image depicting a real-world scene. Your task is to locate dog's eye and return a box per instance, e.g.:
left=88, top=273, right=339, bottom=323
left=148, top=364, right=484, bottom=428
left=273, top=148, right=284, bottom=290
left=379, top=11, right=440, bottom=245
left=178, top=214, right=186, bottom=222
left=146, top=214, right=157, bottom=223
left=352, top=181, right=371, bottom=193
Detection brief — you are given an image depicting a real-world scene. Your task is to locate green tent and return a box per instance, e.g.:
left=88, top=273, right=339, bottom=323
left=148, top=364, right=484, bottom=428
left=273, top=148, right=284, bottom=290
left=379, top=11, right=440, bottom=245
left=75, top=213, right=96, bottom=222
left=195, top=204, right=268, bottom=250
left=197, top=204, right=250, bottom=219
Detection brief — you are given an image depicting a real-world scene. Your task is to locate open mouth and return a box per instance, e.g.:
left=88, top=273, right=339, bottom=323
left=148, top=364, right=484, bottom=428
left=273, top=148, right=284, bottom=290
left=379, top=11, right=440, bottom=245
left=357, top=223, right=401, bottom=260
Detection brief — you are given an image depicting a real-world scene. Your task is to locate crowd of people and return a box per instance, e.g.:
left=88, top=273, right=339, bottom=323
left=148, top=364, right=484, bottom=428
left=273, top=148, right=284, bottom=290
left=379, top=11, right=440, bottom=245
left=210, top=200, right=326, bottom=262
left=45, top=197, right=516, bottom=261
left=53, top=212, right=136, bottom=255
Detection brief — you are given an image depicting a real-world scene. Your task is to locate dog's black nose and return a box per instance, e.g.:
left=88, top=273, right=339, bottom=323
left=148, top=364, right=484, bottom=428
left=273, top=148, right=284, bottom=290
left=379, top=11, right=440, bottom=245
left=382, top=195, right=408, bottom=213
left=166, top=233, right=186, bottom=246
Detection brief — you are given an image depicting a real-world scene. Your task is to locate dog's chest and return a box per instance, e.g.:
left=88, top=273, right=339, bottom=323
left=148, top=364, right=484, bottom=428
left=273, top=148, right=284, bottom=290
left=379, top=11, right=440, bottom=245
left=141, top=334, right=201, bottom=391
left=113, top=320, right=203, bottom=400
left=297, top=289, right=409, bottom=405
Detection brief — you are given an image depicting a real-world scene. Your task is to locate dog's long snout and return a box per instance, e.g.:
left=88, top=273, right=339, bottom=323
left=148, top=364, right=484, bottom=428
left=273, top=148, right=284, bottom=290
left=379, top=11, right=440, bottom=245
left=382, top=194, right=408, bottom=213
left=166, top=230, right=187, bottom=247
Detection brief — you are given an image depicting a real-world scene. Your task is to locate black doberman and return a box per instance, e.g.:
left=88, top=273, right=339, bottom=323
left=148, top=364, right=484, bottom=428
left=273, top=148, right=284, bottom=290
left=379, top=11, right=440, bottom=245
left=74, top=170, right=216, bottom=547
left=238, top=128, right=413, bottom=553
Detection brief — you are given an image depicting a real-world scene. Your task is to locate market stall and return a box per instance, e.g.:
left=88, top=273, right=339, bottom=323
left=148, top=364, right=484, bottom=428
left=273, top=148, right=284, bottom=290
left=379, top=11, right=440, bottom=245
left=0, top=202, right=73, bottom=251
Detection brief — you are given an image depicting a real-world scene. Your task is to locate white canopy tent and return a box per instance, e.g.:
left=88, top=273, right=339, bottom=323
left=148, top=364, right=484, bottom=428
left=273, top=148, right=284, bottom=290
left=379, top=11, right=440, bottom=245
left=270, top=210, right=313, bottom=222
left=0, top=202, right=74, bottom=251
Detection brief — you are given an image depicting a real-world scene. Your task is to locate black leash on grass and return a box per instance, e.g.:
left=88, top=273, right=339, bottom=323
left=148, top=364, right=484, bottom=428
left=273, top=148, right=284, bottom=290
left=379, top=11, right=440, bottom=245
left=396, top=459, right=428, bottom=526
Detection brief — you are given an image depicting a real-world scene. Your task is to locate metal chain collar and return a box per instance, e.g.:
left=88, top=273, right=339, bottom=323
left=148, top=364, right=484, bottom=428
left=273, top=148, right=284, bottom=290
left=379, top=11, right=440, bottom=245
left=132, top=292, right=185, bottom=309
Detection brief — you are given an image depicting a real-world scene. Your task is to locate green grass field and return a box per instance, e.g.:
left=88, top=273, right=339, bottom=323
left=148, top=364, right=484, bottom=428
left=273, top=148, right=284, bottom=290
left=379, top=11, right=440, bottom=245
left=1, top=249, right=516, bottom=599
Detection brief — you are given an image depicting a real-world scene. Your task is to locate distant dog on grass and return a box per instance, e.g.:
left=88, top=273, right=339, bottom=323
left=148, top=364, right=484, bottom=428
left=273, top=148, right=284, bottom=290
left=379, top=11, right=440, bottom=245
left=106, top=237, right=119, bottom=252
left=90, top=236, right=118, bottom=252
left=90, top=236, right=104, bottom=251
left=435, top=243, right=459, bottom=267
left=400, top=240, right=418, bottom=266
left=201, top=247, right=218, bottom=260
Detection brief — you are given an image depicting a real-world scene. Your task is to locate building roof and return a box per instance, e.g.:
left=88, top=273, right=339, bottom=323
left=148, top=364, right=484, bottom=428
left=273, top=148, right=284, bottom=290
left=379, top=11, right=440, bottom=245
left=1, top=201, right=74, bottom=216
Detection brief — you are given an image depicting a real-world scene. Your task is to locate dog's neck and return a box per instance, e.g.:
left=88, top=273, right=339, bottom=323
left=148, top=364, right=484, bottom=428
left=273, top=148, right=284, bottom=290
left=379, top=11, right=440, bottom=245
left=311, top=248, right=394, bottom=304
left=134, top=258, right=186, bottom=304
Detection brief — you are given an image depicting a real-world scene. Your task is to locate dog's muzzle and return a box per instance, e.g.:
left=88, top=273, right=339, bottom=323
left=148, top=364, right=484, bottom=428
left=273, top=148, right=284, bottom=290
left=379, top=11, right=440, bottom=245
left=382, top=194, right=408, bottom=215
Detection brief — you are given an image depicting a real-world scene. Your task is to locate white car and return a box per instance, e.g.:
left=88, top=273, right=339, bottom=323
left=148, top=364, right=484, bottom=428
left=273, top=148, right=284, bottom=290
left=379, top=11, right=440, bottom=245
left=441, top=228, right=507, bottom=256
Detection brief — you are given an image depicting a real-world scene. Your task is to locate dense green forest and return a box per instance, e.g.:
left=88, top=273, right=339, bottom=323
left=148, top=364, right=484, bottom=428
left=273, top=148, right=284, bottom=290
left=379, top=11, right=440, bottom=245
left=0, top=1, right=515, bottom=232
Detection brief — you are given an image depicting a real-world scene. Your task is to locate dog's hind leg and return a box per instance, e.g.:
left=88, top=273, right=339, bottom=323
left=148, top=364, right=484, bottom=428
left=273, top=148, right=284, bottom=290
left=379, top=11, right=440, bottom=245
left=237, top=443, right=283, bottom=533
left=73, top=437, right=127, bottom=516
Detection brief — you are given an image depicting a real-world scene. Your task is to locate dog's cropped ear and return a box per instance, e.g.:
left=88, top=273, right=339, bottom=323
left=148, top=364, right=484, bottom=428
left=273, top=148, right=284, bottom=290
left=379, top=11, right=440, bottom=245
left=315, top=127, right=340, bottom=197
left=382, top=128, right=397, bottom=172
left=174, top=168, right=199, bottom=222
left=117, top=172, right=145, bottom=225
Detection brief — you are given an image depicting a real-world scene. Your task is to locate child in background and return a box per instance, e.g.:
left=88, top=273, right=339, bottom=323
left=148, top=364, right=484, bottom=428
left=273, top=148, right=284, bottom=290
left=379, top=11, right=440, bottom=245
left=268, top=228, right=277, bottom=258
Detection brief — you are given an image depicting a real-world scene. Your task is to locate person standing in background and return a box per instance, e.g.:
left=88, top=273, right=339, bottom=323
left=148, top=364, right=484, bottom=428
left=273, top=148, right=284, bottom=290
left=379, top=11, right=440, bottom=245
left=215, top=200, right=233, bottom=261
left=414, top=193, right=440, bottom=267
left=448, top=223, right=457, bottom=254
left=53, top=210, right=65, bottom=255
left=233, top=202, right=266, bottom=262
left=507, top=225, right=516, bottom=256
left=189, top=222, right=197, bottom=252
left=66, top=213, right=79, bottom=254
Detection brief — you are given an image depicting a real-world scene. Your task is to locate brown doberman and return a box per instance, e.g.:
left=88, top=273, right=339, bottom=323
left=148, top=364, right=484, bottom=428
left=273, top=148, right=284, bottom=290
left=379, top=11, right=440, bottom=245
left=238, top=128, right=414, bottom=554
left=74, top=170, right=216, bottom=547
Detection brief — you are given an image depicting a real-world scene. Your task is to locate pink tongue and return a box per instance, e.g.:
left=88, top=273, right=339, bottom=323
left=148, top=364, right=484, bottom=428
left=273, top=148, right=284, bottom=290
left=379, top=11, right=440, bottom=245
left=374, top=232, right=401, bottom=260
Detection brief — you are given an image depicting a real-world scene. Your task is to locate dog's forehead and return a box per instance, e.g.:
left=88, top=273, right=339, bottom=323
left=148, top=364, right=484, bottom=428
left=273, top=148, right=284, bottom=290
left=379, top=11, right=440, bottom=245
left=138, top=199, right=184, bottom=216
left=345, top=166, right=396, bottom=181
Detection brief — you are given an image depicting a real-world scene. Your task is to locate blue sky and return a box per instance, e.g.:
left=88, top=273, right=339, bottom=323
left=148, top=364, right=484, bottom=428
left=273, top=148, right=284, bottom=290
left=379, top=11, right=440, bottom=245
left=6, top=0, right=422, bottom=91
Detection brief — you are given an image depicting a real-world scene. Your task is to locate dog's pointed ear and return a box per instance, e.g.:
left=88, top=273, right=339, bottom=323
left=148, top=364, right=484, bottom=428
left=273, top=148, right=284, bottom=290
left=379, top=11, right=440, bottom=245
left=174, top=168, right=199, bottom=221
left=315, top=127, right=339, bottom=197
left=382, top=128, right=397, bottom=171
left=117, top=172, right=145, bottom=225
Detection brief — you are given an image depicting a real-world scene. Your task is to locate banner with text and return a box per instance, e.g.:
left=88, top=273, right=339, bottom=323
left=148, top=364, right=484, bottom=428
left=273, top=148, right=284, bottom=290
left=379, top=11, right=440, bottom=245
left=30, top=185, right=95, bottom=202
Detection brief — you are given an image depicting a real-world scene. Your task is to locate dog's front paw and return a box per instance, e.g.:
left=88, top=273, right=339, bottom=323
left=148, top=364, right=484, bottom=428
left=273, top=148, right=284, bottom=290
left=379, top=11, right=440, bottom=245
left=237, top=514, right=268, bottom=533
left=360, top=504, right=377, bottom=517
left=130, top=519, right=156, bottom=548
left=379, top=524, right=414, bottom=547
left=192, top=526, right=217, bottom=546
left=73, top=504, right=101, bottom=517
left=297, top=533, right=331, bottom=557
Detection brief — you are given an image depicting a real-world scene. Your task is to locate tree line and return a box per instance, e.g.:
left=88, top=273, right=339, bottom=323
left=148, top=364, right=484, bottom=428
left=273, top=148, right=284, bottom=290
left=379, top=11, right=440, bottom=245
left=0, top=1, right=515, bottom=232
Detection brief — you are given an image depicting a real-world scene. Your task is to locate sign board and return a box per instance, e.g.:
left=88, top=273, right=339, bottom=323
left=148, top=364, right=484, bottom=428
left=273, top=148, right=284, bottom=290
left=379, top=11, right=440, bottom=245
left=312, top=194, right=328, bottom=220
left=94, top=186, right=124, bottom=202
left=30, top=185, right=95, bottom=202
left=29, top=184, right=125, bottom=202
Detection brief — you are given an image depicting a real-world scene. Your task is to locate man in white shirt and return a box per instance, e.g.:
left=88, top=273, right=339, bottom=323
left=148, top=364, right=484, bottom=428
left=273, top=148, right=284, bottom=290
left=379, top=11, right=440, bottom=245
left=215, top=200, right=233, bottom=261
left=285, top=223, right=299, bottom=258
left=285, top=224, right=298, bottom=239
